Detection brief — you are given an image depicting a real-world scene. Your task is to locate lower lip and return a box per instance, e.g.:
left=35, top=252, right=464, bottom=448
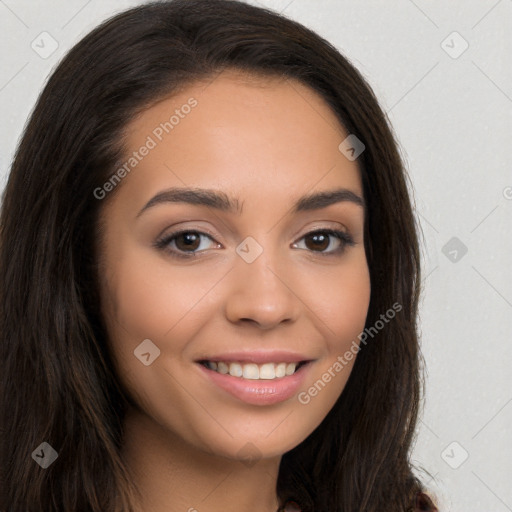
left=196, top=362, right=313, bottom=406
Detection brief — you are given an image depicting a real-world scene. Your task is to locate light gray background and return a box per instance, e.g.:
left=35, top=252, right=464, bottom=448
left=1, top=1, right=511, bottom=510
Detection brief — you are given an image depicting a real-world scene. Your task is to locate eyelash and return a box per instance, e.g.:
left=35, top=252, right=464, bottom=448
left=153, top=228, right=355, bottom=260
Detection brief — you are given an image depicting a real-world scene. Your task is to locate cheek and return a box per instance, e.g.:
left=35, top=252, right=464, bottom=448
left=268, top=258, right=369, bottom=450
left=100, top=252, right=223, bottom=426
left=331, top=266, right=370, bottom=344
left=305, top=255, right=371, bottom=345
left=297, top=255, right=370, bottom=403
left=100, top=248, right=224, bottom=366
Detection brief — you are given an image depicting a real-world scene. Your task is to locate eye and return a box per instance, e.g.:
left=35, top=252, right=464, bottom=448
left=154, top=230, right=220, bottom=259
left=292, top=229, right=355, bottom=256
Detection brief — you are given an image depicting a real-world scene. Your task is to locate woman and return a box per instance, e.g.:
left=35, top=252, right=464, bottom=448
left=0, top=1, right=438, bottom=510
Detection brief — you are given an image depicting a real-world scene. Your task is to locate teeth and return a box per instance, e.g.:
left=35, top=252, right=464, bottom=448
left=259, top=363, right=275, bottom=379
left=242, top=363, right=259, bottom=379
left=204, top=360, right=302, bottom=379
left=275, top=363, right=286, bottom=378
left=230, top=362, right=243, bottom=377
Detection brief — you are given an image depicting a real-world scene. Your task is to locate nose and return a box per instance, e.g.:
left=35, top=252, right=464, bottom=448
left=223, top=245, right=300, bottom=330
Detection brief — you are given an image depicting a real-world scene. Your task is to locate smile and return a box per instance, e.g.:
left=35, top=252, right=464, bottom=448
left=196, top=359, right=314, bottom=405
left=199, top=360, right=309, bottom=380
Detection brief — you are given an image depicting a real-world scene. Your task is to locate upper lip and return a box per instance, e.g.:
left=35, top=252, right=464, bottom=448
left=195, top=350, right=314, bottom=364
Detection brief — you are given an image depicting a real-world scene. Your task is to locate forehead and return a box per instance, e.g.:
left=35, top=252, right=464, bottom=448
left=113, top=69, right=362, bottom=210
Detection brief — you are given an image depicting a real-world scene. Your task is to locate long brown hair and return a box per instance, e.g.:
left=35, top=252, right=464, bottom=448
left=0, top=1, right=431, bottom=510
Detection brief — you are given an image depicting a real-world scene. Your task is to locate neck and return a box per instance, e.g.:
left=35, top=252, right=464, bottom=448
left=121, top=407, right=283, bottom=512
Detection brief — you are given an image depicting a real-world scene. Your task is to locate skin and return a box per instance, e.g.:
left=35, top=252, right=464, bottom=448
left=98, top=69, right=371, bottom=512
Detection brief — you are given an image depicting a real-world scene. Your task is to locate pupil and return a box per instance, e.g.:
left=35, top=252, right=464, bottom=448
left=178, top=232, right=200, bottom=251
left=308, top=233, right=328, bottom=251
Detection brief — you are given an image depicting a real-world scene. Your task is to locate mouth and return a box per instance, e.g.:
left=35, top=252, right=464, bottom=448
left=195, top=358, right=315, bottom=405
left=197, top=359, right=311, bottom=380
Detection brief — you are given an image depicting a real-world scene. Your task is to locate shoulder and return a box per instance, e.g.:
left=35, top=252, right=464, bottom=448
left=412, top=491, right=438, bottom=512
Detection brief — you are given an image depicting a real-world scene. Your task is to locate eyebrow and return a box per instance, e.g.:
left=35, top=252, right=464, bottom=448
left=136, top=186, right=365, bottom=218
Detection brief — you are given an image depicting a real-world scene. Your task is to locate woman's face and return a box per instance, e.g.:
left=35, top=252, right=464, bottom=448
left=98, top=69, right=370, bottom=460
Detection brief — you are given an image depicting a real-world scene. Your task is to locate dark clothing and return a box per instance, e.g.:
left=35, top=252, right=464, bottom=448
left=279, top=491, right=439, bottom=511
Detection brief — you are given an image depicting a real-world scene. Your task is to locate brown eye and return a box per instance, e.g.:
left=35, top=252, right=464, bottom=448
left=154, top=230, right=220, bottom=258
left=304, top=232, right=330, bottom=252
left=293, top=229, right=355, bottom=255
left=174, top=232, right=202, bottom=252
